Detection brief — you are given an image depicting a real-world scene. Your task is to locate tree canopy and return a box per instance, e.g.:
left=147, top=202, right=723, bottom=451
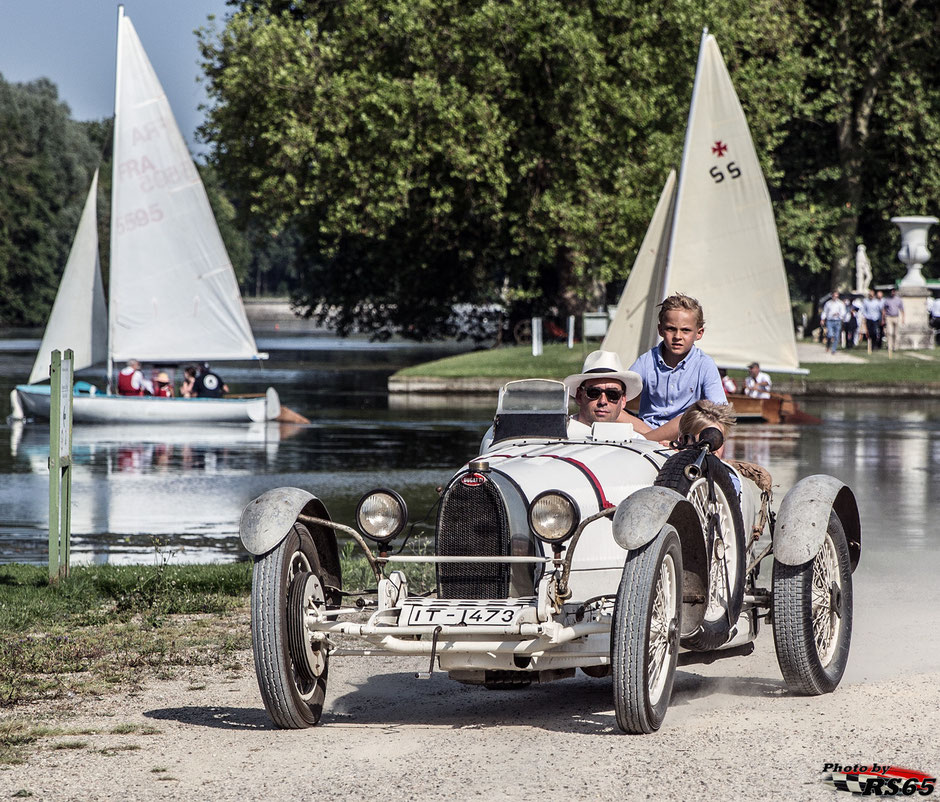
left=0, top=74, right=255, bottom=328
left=0, top=77, right=102, bottom=326
left=2, top=3, right=939, bottom=335
left=198, top=0, right=940, bottom=336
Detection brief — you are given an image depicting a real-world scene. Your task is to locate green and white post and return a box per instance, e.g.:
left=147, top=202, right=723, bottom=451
left=49, top=349, right=74, bottom=581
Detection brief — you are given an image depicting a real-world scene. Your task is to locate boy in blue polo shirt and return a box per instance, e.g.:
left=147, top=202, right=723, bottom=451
left=629, top=293, right=728, bottom=440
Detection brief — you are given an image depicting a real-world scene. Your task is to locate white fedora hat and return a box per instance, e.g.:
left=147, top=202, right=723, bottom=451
left=563, top=350, right=643, bottom=401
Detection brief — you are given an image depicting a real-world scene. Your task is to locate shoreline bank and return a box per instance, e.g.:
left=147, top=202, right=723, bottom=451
left=387, top=375, right=940, bottom=398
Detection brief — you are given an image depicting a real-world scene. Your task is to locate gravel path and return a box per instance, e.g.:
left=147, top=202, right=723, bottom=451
left=3, top=620, right=937, bottom=801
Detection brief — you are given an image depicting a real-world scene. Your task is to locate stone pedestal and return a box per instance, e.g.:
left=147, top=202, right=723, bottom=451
left=890, top=216, right=937, bottom=350
left=897, top=286, right=935, bottom=350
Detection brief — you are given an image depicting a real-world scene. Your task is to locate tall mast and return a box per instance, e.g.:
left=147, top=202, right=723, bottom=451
left=661, top=27, right=709, bottom=301
left=106, top=5, right=124, bottom=394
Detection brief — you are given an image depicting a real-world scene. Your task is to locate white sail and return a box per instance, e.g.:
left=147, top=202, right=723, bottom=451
left=29, top=170, right=107, bottom=384
left=665, top=32, right=800, bottom=372
left=108, top=10, right=260, bottom=363
left=601, top=170, right=676, bottom=361
left=606, top=33, right=802, bottom=375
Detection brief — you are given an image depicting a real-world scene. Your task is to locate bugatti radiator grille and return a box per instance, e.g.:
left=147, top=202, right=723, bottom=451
left=436, top=476, right=511, bottom=599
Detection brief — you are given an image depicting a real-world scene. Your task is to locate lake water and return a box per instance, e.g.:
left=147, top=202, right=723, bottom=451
left=0, top=337, right=937, bottom=575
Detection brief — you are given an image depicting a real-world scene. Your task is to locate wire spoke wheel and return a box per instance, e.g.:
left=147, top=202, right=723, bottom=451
left=654, top=451, right=745, bottom=650
left=685, top=478, right=736, bottom=622
left=612, top=525, right=682, bottom=734
left=772, top=511, right=853, bottom=695
left=810, top=534, right=841, bottom=666
left=647, top=549, right=678, bottom=703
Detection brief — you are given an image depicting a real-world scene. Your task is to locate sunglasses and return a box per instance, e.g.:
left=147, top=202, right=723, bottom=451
left=583, top=386, right=623, bottom=402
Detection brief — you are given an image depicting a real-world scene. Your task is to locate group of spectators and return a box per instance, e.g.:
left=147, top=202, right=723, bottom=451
left=116, top=360, right=228, bottom=398
left=820, top=288, right=908, bottom=355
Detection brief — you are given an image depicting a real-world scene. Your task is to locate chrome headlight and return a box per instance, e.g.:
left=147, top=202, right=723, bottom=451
left=528, top=491, right=579, bottom=544
left=355, top=489, right=408, bottom=543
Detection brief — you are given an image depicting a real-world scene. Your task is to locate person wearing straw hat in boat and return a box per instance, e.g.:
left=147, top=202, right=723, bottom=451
left=152, top=371, right=174, bottom=398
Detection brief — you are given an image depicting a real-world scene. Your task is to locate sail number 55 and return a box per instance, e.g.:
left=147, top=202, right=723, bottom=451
left=710, top=162, right=742, bottom=183
left=115, top=204, right=164, bottom=235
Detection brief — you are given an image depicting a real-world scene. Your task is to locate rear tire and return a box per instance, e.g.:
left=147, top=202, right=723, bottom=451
left=251, top=522, right=329, bottom=728
left=611, top=525, right=682, bottom=734
left=772, top=512, right=853, bottom=694
left=655, top=451, right=745, bottom=650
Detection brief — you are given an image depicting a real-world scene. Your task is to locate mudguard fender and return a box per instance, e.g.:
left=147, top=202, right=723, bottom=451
left=774, top=475, right=861, bottom=571
left=612, top=485, right=710, bottom=635
left=612, top=486, right=699, bottom=551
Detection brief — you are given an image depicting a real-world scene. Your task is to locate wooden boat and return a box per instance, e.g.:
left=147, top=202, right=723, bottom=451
left=11, top=7, right=287, bottom=425
left=602, top=31, right=812, bottom=424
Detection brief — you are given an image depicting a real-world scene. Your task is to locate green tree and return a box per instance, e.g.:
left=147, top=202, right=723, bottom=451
left=0, top=77, right=102, bottom=326
left=200, top=0, right=800, bottom=338
left=774, top=0, right=940, bottom=295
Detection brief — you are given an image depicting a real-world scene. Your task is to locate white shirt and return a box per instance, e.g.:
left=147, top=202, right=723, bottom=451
left=821, top=298, right=847, bottom=322
left=744, top=371, right=771, bottom=399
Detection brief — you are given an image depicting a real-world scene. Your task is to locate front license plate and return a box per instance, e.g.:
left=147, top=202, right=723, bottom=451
left=403, top=600, right=530, bottom=627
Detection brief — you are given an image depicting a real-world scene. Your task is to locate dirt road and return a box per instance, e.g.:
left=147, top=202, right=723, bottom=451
left=3, top=620, right=937, bottom=802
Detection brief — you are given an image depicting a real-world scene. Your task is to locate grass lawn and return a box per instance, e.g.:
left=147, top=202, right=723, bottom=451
left=393, top=343, right=940, bottom=385
left=0, top=553, right=432, bottom=707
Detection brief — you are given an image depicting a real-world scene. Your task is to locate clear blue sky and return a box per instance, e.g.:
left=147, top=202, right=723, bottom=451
left=0, top=0, right=232, bottom=157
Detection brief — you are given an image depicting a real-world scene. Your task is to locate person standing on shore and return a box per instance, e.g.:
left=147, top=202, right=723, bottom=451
left=861, top=289, right=884, bottom=351
left=882, top=288, right=905, bottom=357
left=821, top=291, right=847, bottom=355
left=843, top=305, right=859, bottom=349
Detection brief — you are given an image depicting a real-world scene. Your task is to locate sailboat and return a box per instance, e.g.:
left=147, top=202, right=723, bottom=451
left=602, top=31, right=808, bottom=423
left=11, top=7, right=282, bottom=424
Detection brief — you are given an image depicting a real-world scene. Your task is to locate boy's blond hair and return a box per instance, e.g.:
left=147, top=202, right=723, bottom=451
left=678, top=400, right=736, bottom=439
left=658, top=293, right=704, bottom=328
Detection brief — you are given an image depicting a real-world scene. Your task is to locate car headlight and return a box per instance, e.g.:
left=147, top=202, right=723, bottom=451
left=528, top=491, right=579, bottom=544
left=355, top=489, right=408, bottom=543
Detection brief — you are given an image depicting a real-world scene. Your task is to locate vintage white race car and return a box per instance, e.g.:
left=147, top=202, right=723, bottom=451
left=239, top=379, right=861, bottom=733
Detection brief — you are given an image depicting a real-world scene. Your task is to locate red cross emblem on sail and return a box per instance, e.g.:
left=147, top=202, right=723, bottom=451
left=712, top=141, right=728, bottom=157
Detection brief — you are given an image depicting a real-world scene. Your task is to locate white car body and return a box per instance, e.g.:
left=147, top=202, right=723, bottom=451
left=240, top=379, right=861, bottom=732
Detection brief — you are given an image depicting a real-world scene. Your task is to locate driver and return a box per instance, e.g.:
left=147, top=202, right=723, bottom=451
left=562, top=350, right=649, bottom=433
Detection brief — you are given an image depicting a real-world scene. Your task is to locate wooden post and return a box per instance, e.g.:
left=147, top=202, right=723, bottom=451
left=48, top=349, right=74, bottom=581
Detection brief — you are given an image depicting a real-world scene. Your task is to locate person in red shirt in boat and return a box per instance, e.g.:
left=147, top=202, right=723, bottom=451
left=719, top=368, right=737, bottom=395
left=152, top=371, right=174, bottom=398
left=117, top=359, right=153, bottom=396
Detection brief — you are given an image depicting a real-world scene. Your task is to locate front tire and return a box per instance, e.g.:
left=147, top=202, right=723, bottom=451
left=612, top=525, right=682, bottom=734
left=251, top=522, right=330, bottom=728
left=772, top=512, right=853, bottom=694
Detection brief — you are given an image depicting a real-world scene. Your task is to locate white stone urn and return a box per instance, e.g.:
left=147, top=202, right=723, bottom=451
left=891, top=215, right=938, bottom=287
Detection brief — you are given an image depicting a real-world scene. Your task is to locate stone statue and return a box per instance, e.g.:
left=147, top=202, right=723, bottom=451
left=855, top=244, right=872, bottom=294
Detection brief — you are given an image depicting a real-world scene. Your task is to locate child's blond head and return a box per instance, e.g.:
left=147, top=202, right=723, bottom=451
left=678, top=400, right=736, bottom=439
left=658, top=293, right=704, bottom=328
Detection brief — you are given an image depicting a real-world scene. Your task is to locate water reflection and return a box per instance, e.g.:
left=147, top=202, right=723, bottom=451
left=1, top=352, right=939, bottom=568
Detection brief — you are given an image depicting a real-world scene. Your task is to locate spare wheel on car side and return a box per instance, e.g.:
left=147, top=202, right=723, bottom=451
left=654, top=450, right=746, bottom=651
